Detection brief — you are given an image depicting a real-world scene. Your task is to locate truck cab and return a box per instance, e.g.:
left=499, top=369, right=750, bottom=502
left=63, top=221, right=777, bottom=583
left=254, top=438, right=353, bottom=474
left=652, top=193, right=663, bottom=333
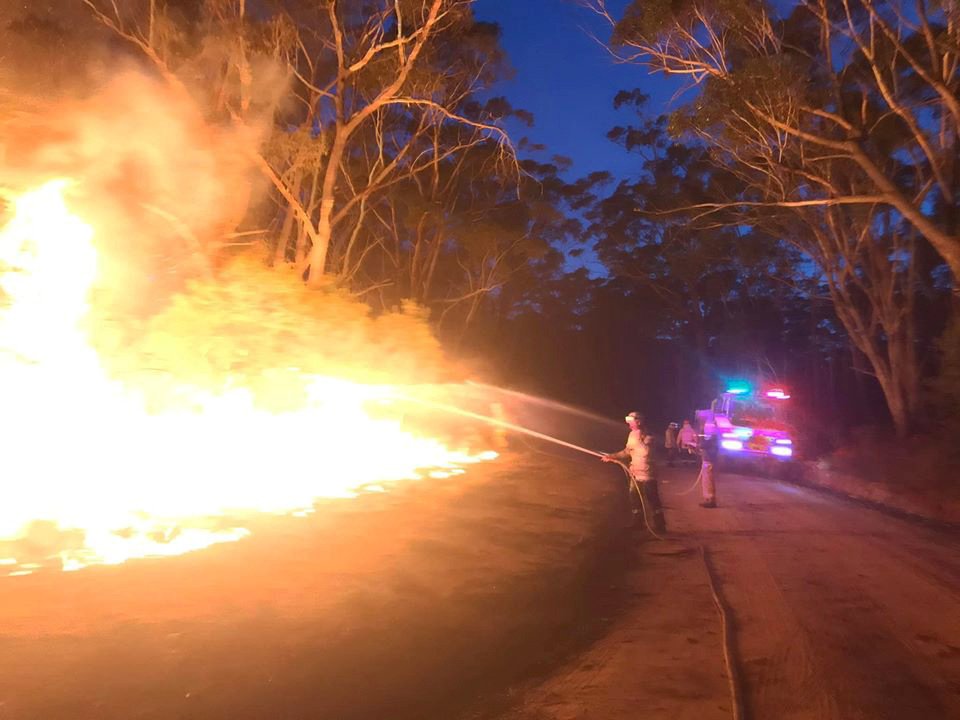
left=696, top=384, right=795, bottom=462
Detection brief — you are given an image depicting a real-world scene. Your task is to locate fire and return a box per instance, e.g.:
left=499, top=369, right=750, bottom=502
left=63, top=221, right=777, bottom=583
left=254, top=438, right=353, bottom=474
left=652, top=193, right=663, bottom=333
left=0, top=180, right=496, bottom=575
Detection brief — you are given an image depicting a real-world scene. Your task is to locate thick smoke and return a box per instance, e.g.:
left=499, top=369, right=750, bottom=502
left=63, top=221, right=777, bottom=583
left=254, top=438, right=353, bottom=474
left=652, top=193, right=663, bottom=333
left=0, top=65, right=268, bottom=321
left=0, top=0, right=294, bottom=322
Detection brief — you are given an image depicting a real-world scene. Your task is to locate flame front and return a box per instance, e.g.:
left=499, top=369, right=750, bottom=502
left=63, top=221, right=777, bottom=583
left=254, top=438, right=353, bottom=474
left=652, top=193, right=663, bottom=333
left=0, top=180, right=496, bottom=575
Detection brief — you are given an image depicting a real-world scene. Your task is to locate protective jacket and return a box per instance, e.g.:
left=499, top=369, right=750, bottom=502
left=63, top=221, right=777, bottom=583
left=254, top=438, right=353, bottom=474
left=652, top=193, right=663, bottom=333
left=678, top=424, right=698, bottom=448
left=610, top=429, right=653, bottom=482
left=664, top=426, right=677, bottom=449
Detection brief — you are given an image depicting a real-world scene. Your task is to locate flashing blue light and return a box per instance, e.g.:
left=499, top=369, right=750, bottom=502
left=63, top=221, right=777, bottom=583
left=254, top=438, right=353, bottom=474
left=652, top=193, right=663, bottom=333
left=725, top=386, right=750, bottom=395
left=771, top=446, right=793, bottom=457
left=721, top=439, right=744, bottom=451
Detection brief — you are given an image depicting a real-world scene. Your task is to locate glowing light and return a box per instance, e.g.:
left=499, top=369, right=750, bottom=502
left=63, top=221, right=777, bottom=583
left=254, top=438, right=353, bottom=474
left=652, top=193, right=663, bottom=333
left=771, top=446, right=793, bottom=457
left=774, top=438, right=793, bottom=445
left=725, top=385, right=750, bottom=395
left=721, top=439, right=744, bottom=451
left=0, top=179, right=497, bottom=575
left=765, top=388, right=791, bottom=400
left=723, top=427, right=753, bottom=439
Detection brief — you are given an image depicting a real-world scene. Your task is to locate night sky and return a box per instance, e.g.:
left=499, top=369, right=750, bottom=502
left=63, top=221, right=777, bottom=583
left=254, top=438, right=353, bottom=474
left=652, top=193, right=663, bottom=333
left=473, top=0, right=682, bottom=182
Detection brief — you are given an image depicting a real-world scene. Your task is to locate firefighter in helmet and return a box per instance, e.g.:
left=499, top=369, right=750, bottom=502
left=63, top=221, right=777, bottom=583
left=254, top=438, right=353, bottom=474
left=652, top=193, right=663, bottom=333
left=602, top=411, right=667, bottom=533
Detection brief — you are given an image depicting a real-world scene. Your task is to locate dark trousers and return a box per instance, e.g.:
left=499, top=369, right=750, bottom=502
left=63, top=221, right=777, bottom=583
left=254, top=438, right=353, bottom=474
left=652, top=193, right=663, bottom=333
left=629, top=477, right=667, bottom=534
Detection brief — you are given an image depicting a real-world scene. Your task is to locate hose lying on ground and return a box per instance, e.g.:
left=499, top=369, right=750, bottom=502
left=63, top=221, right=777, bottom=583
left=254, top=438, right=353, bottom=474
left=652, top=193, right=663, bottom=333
left=617, top=461, right=746, bottom=719
left=700, top=545, right=747, bottom=720
left=519, top=435, right=744, bottom=720
left=676, top=467, right=703, bottom=496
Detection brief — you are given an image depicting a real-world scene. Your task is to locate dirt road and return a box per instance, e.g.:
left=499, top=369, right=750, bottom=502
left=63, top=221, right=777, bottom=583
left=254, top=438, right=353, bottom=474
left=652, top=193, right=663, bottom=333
left=494, top=466, right=960, bottom=720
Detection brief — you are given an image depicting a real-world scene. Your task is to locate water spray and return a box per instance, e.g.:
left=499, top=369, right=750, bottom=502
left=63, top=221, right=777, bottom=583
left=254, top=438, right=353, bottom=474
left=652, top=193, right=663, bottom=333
left=400, top=389, right=740, bottom=719
left=463, top=382, right=624, bottom=430
left=396, top=394, right=606, bottom=459
left=397, top=392, right=671, bottom=538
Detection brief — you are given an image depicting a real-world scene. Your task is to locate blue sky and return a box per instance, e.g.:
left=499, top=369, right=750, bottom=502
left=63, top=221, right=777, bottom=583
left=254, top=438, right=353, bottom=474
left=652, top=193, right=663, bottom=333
left=473, top=0, right=682, bottom=182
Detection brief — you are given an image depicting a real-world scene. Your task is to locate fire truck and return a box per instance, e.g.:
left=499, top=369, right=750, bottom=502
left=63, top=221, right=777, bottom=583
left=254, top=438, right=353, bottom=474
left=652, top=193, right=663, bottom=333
left=695, top=382, right=796, bottom=465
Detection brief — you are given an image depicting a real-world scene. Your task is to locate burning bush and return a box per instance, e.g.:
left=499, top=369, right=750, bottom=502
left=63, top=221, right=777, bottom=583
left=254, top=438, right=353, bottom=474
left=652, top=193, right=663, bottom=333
left=0, top=68, right=495, bottom=575
left=98, top=253, right=456, bottom=410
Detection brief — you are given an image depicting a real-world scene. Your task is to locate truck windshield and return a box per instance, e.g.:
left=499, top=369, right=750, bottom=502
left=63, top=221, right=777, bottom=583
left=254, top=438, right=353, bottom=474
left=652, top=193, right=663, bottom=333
left=731, top=399, right=777, bottom=427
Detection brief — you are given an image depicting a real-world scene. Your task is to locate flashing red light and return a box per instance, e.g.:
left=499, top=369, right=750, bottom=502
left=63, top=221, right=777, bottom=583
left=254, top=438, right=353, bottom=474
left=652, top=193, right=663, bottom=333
left=765, top=388, right=791, bottom=400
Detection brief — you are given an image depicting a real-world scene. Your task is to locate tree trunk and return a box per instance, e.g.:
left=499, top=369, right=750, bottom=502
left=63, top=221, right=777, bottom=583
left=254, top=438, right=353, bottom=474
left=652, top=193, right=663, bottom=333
left=410, top=213, right=428, bottom=300
left=306, top=133, right=347, bottom=286
left=274, top=169, right=306, bottom=265
left=686, top=287, right=710, bottom=399
left=421, top=226, right=444, bottom=303
left=274, top=209, right=294, bottom=265
left=859, top=339, right=913, bottom=439
left=295, top=222, right=309, bottom=266
left=877, top=372, right=911, bottom=439
left=456, top=295, right=483, bottom=349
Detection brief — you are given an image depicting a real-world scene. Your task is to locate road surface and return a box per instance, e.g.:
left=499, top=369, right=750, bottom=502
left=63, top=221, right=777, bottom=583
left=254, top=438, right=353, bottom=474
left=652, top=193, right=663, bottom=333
left=1, top=426, right=959, bottom=719
left=494, top=464, right=960, bottom=720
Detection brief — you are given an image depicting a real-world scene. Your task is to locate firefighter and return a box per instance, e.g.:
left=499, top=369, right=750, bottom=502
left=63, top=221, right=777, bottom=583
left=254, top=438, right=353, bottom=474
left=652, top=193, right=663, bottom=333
left=699, top=431, right=719, bottom=508
left=602, top=411, right=667, bottom=533
left=664, top=422, right=679, bottom=466
left=677, top=419, right=698, bottom=463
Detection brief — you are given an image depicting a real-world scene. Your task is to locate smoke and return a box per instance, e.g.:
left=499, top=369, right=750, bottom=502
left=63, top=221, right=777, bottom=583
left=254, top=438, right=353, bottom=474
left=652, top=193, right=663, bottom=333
left=0, top=1, right=301, bottom=323
left=0, top=60, right=282, bottom=324
left=0, top=5, right=482, bottom=391
left=0, top=2, right=109, bottom=97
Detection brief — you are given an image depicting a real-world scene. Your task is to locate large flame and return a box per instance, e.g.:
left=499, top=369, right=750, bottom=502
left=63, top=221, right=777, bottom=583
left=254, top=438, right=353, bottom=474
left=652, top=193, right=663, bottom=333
left=0, top=179, right=496, bottom=575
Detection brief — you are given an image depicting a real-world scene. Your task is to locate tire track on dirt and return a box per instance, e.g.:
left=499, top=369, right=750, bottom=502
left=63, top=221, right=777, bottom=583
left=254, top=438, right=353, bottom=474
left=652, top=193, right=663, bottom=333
left=713, top=474, right=960, bottom=719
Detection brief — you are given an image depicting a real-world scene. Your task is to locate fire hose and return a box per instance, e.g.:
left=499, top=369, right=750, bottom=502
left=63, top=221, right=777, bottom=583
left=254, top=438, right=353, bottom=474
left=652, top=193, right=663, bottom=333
left=397, top=396, right=744, bottom=718
left=608, top=459, right=744, bottom=719
left=677, top=467, right=704, bottom=496
left=609, top=458, right=667, bottom=541
left=608, top=460, right=745, bottom=719
left=514, top=445, right=746, bottom=719
left=701, top=544, right=747, bottom=720
left=567, top=456, right=745, bottom=719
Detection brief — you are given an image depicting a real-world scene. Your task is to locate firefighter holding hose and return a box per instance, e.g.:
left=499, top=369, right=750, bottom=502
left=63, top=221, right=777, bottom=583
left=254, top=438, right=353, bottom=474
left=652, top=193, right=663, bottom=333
left=602, top=411, right=667, bottom=534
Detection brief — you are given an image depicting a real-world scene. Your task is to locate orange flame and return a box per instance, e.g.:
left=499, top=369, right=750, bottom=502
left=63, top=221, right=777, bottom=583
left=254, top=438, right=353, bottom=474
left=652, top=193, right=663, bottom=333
left=0, top=180, right=496, bottom=575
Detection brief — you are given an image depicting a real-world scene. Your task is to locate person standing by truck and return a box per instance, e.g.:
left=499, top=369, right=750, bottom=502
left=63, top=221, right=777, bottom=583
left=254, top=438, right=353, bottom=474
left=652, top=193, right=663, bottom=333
left=677, top=419, right=698, bottom=463
left=699, top=431, right=719, bottom=508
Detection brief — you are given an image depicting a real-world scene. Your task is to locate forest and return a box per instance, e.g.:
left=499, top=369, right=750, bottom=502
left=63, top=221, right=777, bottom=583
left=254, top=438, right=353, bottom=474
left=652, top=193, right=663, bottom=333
left=3, top=0, right=959, bottom=468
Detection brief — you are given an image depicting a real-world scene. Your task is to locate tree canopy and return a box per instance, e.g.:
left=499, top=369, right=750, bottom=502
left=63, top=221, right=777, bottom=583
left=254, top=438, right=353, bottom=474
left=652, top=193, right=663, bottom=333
left=3, top=0, right=958, bottom=446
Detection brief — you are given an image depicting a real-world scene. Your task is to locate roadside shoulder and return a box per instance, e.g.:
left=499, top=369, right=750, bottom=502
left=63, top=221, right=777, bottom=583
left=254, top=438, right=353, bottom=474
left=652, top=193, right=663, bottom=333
left=487, top=468, right=734, bottom=720
left=788, top=461, right=960, bottom=528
